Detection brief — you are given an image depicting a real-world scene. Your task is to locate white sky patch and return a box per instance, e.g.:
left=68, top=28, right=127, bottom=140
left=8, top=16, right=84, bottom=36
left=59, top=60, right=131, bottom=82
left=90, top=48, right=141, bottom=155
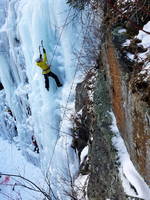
left=110, top=112, right=150, bottom=200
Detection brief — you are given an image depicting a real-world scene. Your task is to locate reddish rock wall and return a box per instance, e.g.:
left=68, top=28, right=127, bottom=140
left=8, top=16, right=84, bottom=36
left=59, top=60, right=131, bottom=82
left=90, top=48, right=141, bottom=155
left=102, top=34, right=150, bottom=185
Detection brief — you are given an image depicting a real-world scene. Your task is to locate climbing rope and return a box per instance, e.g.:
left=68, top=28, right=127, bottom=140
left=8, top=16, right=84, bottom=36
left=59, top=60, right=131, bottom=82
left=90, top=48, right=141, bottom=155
left=38, top=8, right=72, bottom=66
left=45, top=10, right=93, bottom=177
left=49, top=7, right=72, bottom=65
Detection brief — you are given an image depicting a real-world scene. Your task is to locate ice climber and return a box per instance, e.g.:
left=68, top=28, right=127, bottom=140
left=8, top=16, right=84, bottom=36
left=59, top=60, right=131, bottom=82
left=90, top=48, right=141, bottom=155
left=35, top=47, right=62, bottom=90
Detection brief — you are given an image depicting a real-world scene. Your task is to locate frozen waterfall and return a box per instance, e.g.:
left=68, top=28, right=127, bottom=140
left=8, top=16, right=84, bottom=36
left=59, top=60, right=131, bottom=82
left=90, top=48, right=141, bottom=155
left=0, top=0, right=85, bottom=199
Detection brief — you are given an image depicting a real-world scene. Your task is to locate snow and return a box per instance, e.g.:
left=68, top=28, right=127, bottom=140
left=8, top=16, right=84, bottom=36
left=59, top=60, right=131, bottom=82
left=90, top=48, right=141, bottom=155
left=74, top=174, right=89, bottom=200
left=122, top=39, right=131, bottom=46
left=110, top=112, right=150, bottom=200
left=127, top=52, right=135, bottom=60
left=122, top=21, right=150, bottom=75
left=80, top=146, right=89, bottom=164
left=77, top=109, right=83, bottom=116
left=137, top=21, right=150, bottom=75
left=118, top=28, right=126, bottom=34
left=137, top=22, right=150, bottom=49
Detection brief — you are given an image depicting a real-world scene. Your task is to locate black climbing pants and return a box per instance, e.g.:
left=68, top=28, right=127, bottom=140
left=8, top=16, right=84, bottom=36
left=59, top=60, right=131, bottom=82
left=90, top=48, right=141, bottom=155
left=0, top=82, right=4, bottom=90
left=44, top=71, right=61, bottom=90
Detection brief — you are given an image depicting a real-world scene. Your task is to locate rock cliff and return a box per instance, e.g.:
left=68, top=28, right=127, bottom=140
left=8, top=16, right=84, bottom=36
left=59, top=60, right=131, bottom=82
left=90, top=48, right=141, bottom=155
left=101, top=33, right=150, bottom=186
left=69, top=0, right=150, bottom=199
left=74, top=32, right=149, bottom=199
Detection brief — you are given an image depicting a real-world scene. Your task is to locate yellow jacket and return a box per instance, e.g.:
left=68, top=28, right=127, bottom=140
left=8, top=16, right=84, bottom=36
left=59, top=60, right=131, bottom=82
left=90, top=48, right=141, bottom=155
left=36, top=53, right=50, bottom=74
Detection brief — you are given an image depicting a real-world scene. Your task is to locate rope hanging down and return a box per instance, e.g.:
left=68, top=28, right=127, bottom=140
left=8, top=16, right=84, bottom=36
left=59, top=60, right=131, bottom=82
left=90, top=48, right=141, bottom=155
left=46, top=12, right=93, bottom=177
left=38, top=8, right=72, bottom=64
left=49, top=7, right=72, bottom=65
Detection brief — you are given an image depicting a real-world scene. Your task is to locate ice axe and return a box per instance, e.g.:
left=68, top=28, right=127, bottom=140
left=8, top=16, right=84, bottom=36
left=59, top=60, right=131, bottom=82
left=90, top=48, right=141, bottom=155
left=39, top=45, right=42, bottom=55
left=41, top=40, right=44, bottom=48
left=39, top=40, right=44, bottom=55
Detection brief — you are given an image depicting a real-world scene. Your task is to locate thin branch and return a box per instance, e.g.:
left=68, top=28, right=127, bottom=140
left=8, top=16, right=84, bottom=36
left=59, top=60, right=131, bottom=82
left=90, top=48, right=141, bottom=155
left=0, top=173, right=50, bottom=200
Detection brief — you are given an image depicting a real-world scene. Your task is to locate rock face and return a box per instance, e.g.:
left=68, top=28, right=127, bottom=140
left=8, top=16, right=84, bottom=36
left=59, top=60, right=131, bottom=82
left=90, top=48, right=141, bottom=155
left=74, top=30, right=149, bottom=200
left=101, top=33, right=150, bottom=185
left=72, top=69, right=96, bottom=161
left=71, top=1, right=150, bottom=198
left=87, top=71, right=126, bottom=200
left=74, top=69, right=126, bottom=199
